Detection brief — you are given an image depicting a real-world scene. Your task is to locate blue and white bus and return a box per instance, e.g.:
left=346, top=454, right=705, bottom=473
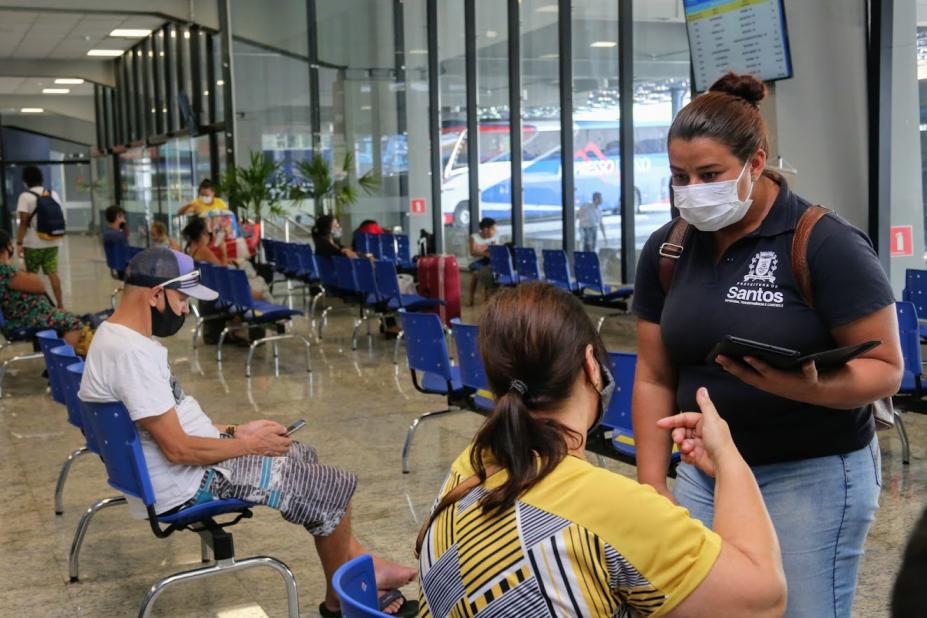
left=440, top=111, right=672, bottom=227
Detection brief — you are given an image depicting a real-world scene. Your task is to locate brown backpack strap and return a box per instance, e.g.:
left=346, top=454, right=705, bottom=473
left=658, top=218, right=692, bottom=295
left=414, top=465, right=501, bottom=559
left=791, top=205, right=830, bottom=309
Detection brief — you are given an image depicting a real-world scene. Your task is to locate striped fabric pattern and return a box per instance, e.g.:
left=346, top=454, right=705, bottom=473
left=419, top=482, right=662, bottom=617
left=206, top=441, right=357, bottom=536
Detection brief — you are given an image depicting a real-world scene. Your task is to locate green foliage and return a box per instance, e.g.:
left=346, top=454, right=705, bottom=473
left=292, top=152, right=379, bottom=217
left=217, top=151, right=288, bottom=220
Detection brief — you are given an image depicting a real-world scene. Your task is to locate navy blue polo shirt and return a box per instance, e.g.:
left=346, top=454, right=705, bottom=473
left=633, top=180, right=895, bottom=466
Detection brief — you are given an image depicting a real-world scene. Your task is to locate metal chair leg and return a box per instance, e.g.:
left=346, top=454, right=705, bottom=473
left=138, top=555, right=300, bottom=618
left=596, top=313, right=623, bottom=333
left=318, top=306, right=333, bottom=341
left=201, top=536, right=212, bottom=564
left=896, top=410, right=911, bottom=465
left=216, top=324, right=248, bottom=363
left=245, top=333, right=312, bottom=378
left=0, top=351, right=43, bottom=398
left=393, top=330, right=405, bottom=365
left=351, top=318, right=363, bottom=351
left=402, top=407, right=464, bottom=473
left=68, top=495, right=127, bottom=582
left=55, top=446, right=90, bottom=515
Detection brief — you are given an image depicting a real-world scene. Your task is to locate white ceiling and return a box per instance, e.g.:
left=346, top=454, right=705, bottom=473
left=0, top=10, right=164, bottom=59
left=0, top=75, right=94, bottom=95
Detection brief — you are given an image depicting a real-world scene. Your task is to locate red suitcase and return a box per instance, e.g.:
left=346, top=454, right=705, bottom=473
left=417, top=255, right=461, bottom=326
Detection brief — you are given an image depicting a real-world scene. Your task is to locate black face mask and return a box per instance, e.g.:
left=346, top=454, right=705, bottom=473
left=119, top=221, right=126, bottom=230
left=151, top=293, right=186, bottom=337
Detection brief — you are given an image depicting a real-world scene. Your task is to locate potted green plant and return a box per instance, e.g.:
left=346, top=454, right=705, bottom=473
left=292, top=152, right=379, bottom=219
left=217, top=151, right=289, bottom=223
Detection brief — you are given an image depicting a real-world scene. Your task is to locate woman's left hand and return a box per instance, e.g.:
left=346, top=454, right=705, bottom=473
left=715, top=354, right=821, bottom=403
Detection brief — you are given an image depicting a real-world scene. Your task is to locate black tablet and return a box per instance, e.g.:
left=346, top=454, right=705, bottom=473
left=707, top=336, right=881, bottom=371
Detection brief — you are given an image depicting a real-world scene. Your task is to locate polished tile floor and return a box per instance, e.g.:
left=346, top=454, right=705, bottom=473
left=0, top=235, right=924, bottom=617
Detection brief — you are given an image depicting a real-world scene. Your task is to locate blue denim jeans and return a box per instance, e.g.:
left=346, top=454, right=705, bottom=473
left=674, top=435, right=881, bottom=618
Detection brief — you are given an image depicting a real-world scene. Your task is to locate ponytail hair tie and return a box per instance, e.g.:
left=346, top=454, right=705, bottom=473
left=509, top=379, right=528, bottom=396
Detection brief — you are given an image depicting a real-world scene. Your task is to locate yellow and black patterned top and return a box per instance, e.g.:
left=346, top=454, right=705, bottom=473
left=418, top=447, right=722, bottom=617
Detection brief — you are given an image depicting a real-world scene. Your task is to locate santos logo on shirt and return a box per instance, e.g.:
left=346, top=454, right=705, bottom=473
left=725, top=251, right=785, bottom=308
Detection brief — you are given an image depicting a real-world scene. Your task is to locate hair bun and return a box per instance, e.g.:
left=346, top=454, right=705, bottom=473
left=708, top=72, right=767, bottom=107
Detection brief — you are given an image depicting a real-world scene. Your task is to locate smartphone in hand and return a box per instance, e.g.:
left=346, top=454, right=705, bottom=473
left=285, top=419, right=306, bottom=437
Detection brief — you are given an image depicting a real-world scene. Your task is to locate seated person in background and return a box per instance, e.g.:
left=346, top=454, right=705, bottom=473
left=102, top=205, right=128, bottom=248
left=78, top=247, right=418, bottom=617
left=149, top=221, right=181, bottom=251
left=352, top=219, right=385, bottom=253
left=312, top=214, right=357, bottom=258
left=177, top=179, right=228, bottom=216
left=0, top=229, right=83, bottom=347
left=467, top=217, right=497, bottom=306
left=417, top=282, right=786, bottom=617
left=182, top=217, right=269, bottom=302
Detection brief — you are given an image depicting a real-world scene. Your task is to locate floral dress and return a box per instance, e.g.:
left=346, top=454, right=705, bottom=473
left=0, top=264, right=81, bottom=334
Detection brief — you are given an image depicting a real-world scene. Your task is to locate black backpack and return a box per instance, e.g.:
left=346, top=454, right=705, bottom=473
left=27, top=189, right=66, bottom=240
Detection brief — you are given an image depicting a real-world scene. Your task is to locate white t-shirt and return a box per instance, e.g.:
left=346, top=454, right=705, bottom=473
left=470, top=231, right=499, bottom=250
left=577, top=201, right=602, bottom=228
left=16, top=185, right=63, bottom=249
left=79, top=322, right=219, bottom=517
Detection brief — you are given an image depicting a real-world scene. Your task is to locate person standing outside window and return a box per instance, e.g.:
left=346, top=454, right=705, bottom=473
left=577, top=191, right=607, bottom=252
left=631, top=73, right=902, bottom=617
left=15, top=166, right=64, bottom=309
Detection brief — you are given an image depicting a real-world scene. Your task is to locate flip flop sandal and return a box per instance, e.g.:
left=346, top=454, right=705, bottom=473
left=317, top=590, right=419, bottom=618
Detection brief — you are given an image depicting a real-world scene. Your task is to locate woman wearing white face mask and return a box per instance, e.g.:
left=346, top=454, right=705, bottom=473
left=177, top=179, right=229, bottom=216
left=632, top=72, right=902, bottom=618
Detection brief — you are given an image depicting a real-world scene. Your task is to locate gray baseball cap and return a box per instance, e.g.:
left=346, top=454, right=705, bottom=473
left=124, top=247, right=218, bottom=301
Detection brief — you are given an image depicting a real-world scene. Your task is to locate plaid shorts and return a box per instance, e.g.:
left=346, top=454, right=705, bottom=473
left=191, top=441, right=357, bottom=536
left=24, top=246, right=58, bottom=274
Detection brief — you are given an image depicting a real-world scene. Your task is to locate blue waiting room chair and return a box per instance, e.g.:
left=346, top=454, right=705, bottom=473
left=573, top=251, right=634, bottom=331
left=396, top=234, right=416, bottom=271
left=488, top=245, right=519, bottom=286
left=215, top=268, right=312, bottom=378
left=399, top=310, right=468, bottom=473
left=541, top=249, right=578, bottom=292
left=450, top=318, right=494, bottom=412
left=513, top=247, right=542, bottom=282
left=902, top=269, right=927, bottom=341
left=598, top=352, right=681, bottom=469
left=891, top=301, right=920, bottom=464
left=61, top=361, right=128, bottom=583
left=49, top=344, right=88, bottom=516
left=78, top=398, right=300, bottom=617
left=332, top=554, right=391, bottom=617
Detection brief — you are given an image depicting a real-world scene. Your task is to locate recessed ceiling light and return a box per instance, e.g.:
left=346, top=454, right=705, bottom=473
left=590, top=41, right=617, bottom=48
left=55, top=78, right=84, bottom=85
left=87, top=49, right=124, bottom=57
left=110, top=29, right=151, bottom=38
left=537, top=4, right=558, bottom=13
left=540, top=53, right=559, bottom=60
left=20, top=108, right=44, bottom=113
left=183, top=31, right=191, bottom=39
left=216, top=80, right=225, bottom=86
left=42, top=88, right=70, bottom=94
left=407, top=49, right=427, bottom=55
left=486, top=31, right=497, bottom=38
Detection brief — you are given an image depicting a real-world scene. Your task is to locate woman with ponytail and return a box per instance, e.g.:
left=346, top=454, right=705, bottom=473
left=417, top=282, right=785, bottom=617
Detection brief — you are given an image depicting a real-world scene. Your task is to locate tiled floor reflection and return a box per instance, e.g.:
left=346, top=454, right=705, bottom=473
left=0, top=235, right=922, bottom=616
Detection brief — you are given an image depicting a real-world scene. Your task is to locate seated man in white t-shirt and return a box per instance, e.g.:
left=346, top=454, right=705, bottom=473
left=79, top=247, right=417, bottom=617
left=466, top=217, right=498, bottom=306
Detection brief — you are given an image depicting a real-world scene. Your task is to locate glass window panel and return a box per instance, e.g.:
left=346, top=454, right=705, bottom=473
left=573, top=0, right=620, bottom=282
left=521, top=0, right=562, bottom=255
left=155, top=30, right=167, bottom=133
left=438, top=0, right=469, bottom=262
left=402, top=0, right=432, bottom=244
left=633, top=0, right=690, bottom=265
left=212, top=34, right=225, bottom=123
left=476, top=0, right=511, bottom=244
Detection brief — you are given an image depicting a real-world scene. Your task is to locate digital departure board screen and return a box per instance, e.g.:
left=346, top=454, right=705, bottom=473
left=684, top=0, right=793, bottom=92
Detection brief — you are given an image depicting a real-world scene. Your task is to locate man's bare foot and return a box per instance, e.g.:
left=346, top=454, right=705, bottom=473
left=371, top=554, right=417, bottom=590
